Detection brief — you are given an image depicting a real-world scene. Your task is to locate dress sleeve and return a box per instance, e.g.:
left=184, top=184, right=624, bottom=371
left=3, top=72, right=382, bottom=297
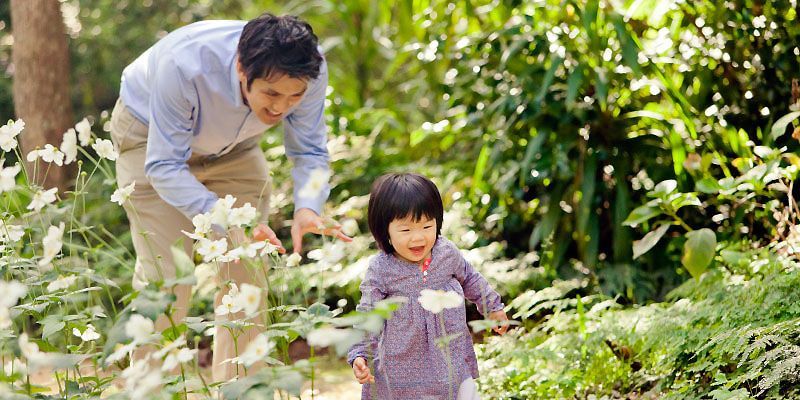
left=346, top=260, right=386, bottom=366
left=454, top=247, right=504, bottom=316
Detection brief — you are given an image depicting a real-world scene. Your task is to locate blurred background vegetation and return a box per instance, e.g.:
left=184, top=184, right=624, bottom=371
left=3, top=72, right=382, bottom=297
left=3, top=0, right=800, bottom=397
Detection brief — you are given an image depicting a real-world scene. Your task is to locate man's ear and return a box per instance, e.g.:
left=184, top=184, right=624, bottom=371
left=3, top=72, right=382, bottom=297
left=236, top=59, right=247, bottom=82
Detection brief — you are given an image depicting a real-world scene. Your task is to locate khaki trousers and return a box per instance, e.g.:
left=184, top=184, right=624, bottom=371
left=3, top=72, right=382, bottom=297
left=110, top=98, right=271, bottom=382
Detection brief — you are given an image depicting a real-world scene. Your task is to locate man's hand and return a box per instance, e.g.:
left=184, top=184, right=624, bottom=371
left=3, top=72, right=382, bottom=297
left=253, top=224, right=286, bottom=254
left=291, top=208, right=352, bottom=253
left=352, top=357, right=374, bottom=384
left=488, top=309, right=510, bottom=335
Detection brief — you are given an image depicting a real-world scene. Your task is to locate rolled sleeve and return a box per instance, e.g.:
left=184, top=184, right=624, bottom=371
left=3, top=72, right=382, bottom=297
left=283, top=60, right=331, bottom=215
left=144, top=57, right=218, bottom=218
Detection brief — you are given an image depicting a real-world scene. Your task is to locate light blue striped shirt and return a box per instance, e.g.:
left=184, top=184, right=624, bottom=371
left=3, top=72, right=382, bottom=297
left=120, top=20, right=330, bottom=218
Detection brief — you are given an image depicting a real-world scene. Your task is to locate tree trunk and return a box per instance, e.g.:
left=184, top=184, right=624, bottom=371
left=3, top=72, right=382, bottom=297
left=10, top=0, right=73, bottom=191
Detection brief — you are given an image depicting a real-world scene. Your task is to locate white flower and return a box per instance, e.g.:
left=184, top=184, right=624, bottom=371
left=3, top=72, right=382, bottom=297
left=197, top=237, right=228, bottom=262
left=92, top=139, right=118, bottom=161
left=39, top=144, right=65, bottom=166
left=110, top=182, right=135, bottom=206
left=18, top=334, right=43, bottom=363
left=0, top=220, right=24, bottom=244
left=238, top=242, right=266, bottom=259
left=39, top=222, right=65, bottom=267
left=285, top=252, right=302, bottom=267
left=228, top=202, right=257, bottom=227
left=4, top=358, right=27, bottom=377
left=260, top=242, right=279, bottom=256
left=125, top=314, right=154, bottom=344
left=193, top=263, right=218, bottom=297
left=237, top=283, right=261, bottom=317
left=418, top=289, right=464, bottom=314
left=341, top=219, right=359, bottom=237
left=308, top=242, right=346, bottom=266
left=0, top=280, right=27, bottom=308
left=153, top=337, right=196, bottom=371
left=26, top=150, right=39, bottom=163
left=161, top=347, right=196, bottom=372
left=105, top=342, right=136, bottom=365
left=75, top=118, right=92, bottom=146
left=307, top=327, right=363, bottom=354
left=209, top=195, right=237, bottom=228
left=0, top=164, right=21, bottom=193
left=299, top=168, right=330, bottom=199
left=0, top=119, right=23, bottom=152
left=18, top=333, right=55, bottom=372
left=72, top=324, right=100, bottom=342
left=192, top=213, right=212, bottom=236
left=7, top=119, right=24, bottom=136
left=0, top=307, right=12, bottom=330
left=215, top=293, right=242, bottom=316
left=27, top=187, right=58, bottom=212
left=61, top=128, right=78, bottom=165
left=46, top=274, right=77, bottom=292
left=121, top=360, right=162, bottom=399
left=237, top=334, right=275, bottom=367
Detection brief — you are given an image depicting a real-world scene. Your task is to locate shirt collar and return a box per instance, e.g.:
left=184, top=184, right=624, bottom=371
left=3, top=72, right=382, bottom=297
left=229, top=55, right=247, bottom=109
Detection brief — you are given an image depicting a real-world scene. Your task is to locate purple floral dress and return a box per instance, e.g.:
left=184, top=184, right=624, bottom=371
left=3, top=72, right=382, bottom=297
left=347, top=237, right=504, bottom=400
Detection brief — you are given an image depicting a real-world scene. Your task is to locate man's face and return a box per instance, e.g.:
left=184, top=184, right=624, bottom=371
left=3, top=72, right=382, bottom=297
left=238, top=62, right=308, bottom=125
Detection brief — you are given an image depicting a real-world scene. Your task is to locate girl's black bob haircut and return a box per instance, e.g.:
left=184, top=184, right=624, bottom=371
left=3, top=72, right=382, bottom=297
left=367, top=173, right=444, bottom=254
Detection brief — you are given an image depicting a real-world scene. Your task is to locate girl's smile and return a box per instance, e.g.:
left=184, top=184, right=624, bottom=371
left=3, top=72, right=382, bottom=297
left=387, top=215, right=437, bottom=264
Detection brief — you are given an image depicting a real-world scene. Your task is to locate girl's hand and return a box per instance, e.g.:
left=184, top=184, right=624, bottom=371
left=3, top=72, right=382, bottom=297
left=352, top=357, right=375, bottom=384
left=488, top=309, right=509, bottom=335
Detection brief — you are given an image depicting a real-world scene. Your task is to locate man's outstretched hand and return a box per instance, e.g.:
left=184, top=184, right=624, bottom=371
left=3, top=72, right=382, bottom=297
left=253, top=224, right=286, bottom=254
left=291, top=208, right=352, bottom=253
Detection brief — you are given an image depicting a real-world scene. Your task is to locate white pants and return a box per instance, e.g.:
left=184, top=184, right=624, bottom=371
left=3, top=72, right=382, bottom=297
left=457, top=378, right=481, bottom=400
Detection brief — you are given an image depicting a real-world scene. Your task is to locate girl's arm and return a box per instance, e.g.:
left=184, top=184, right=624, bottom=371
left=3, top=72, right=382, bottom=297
left=346, top=263, right=387, bottom=366
left=455, top=254, right=504, bottom=316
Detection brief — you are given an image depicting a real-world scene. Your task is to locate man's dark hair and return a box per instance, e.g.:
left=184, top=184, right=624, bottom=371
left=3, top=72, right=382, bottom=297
left=368, top=173, right=444, bottom=254
left=237, top=13, right=323, bottom=89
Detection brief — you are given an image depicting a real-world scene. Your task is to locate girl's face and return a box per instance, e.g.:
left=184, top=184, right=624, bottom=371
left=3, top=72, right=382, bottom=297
left=387, top=215, right=437, bottom=264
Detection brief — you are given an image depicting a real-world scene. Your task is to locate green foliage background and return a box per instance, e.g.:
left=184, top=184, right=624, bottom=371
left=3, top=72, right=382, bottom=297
left=3, top=0, right=800, bottom=398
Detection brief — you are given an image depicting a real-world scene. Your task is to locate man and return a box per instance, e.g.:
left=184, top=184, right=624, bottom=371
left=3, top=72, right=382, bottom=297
left=109, top=13, right=350, bottom=381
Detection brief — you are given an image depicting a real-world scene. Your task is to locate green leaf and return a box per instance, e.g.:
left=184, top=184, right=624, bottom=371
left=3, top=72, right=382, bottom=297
left=611, top=14, right=642, bottom=75
left=471, top=144, right=491, bottom=197
left=633, top=223, right=671, bottom=259
left=682, top=229, right=717, bottom=280
left=307, top=302, right=332, bottom=317
left=696, top=178, right=721, bottom=194
left=129, top=290, right=173, bottom=320
left=534, top=56, right=564, bottom=105
left=170, top=242, right=195, bottom=280
left=623, top=204, right=661, bottom=227
left=566, top=64, right=584, bottom=107
left=409, top=128, right=428, bottom=147
left=770, top=111, right=800, bottom=140
left=41, top=316, right=66, bottom=340
left=581, top=0, right=599, bottom=38
left=273, top=370, right=304, bottom=395
left=653, top=179, right=678, bottom=197
left=670, top=193, right=702, bottom=210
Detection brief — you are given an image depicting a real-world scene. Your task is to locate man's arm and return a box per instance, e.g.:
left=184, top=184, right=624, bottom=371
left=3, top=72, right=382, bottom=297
left=283, top=59, right=351, bottom=251
left=283, top=59, right=331, bottom=215
left=144, top=57, right=218, bottom=219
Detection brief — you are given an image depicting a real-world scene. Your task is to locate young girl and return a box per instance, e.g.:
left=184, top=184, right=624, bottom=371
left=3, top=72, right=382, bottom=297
left=347, top=173, right=508, bottom=400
